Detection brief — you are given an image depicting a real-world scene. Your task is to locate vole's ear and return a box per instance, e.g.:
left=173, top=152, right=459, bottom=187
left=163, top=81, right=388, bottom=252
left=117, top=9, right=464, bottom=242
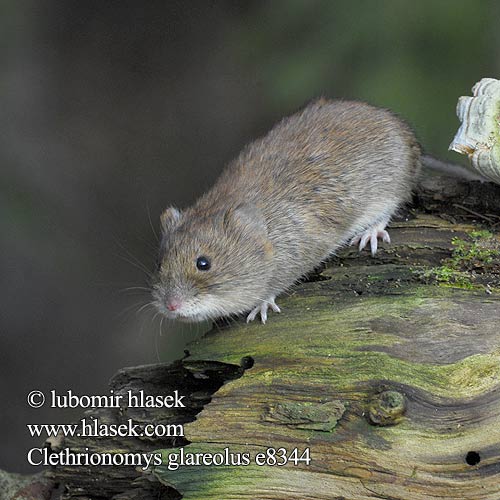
left=223, top=203, right=267, bottom=236
left=160, top=207, right=182, bottom=233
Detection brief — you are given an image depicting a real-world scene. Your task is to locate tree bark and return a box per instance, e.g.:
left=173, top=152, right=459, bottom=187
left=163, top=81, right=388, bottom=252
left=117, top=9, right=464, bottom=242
left=44, top=174, right=500, bottom=500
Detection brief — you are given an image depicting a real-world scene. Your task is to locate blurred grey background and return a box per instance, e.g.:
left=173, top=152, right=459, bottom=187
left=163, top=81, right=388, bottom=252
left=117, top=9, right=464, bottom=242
left=1, top=0, right=499, bottom=473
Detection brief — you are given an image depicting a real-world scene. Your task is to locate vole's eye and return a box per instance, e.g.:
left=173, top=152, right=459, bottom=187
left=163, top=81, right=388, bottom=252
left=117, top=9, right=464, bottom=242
left=196, top=256, right=211, bottom=271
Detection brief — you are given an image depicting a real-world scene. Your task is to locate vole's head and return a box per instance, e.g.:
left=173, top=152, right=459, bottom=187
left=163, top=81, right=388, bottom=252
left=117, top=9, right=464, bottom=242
left=153, top=204, right=273, bottom=322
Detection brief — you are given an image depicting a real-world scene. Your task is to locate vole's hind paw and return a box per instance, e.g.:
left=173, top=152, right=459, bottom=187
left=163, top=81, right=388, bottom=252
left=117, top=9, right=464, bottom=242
left=246, top=296, right=281, bottom=324
left=350, top=224, right=391, bottom=256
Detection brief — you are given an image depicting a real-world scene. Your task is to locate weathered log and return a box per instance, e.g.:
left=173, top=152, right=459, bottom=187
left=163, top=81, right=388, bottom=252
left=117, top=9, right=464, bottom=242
left=0, top=470, right=54, bottom=500
left=47, top=176, right=500, bottom=500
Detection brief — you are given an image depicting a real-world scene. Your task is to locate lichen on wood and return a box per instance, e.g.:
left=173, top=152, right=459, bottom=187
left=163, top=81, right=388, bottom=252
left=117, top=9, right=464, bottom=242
left=49, top=177, right=500, bottom=500
left=149, top=182, right=500, bottom=499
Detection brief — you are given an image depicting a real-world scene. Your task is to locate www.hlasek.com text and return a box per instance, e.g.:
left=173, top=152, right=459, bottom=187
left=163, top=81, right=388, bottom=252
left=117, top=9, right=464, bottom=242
left=27, top=416, right=184, bottom=439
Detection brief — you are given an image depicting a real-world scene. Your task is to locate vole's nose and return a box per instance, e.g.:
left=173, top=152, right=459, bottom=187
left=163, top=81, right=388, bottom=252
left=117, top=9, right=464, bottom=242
left=166, top=299, right=182, bottom=311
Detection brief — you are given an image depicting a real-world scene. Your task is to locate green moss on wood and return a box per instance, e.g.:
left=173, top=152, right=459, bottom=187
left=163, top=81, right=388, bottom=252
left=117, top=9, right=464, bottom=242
left=189, top=290, right=500, bottom=398
left=414, top=229, right=500, bottom=290
left=153, top=213, right=500, bottom=500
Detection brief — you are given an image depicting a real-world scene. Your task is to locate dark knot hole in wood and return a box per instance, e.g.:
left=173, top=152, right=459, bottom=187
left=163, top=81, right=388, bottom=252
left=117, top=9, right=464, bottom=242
left=465, top=451, right=481, bottom=466
left=240, top=356, right=255, bottom=370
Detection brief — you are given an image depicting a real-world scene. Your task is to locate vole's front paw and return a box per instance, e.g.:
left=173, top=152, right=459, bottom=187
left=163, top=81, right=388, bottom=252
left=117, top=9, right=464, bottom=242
left=246, top=296, right=281, bottom=324
left=350, top=223, right=391, bottom=256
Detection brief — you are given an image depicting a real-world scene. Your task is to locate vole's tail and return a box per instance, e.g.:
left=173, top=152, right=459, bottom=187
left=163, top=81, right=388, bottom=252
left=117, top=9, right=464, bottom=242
left=421, top=154, right=487, bottom=182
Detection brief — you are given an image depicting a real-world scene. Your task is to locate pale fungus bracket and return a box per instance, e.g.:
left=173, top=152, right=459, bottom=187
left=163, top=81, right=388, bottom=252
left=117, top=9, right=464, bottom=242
left=449, top=77, right=500, bottom=184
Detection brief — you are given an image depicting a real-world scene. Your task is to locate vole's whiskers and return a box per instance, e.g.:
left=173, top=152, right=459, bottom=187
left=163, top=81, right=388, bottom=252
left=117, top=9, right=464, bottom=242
left=146, top=202, right=160, bottom=243
left=119, top=286, right=151, bottom=294
left=115, top=299, right=151, bottom=320
left=136, top=301, right=156, bottom=316
left=112, top=235, right=154, bottom=279
left=151, top=311, right=161, bottom=325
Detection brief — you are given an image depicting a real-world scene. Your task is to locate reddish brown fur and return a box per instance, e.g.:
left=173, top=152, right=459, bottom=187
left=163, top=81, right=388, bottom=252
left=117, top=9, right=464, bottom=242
left=153, top=99, right=421, bottom=322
